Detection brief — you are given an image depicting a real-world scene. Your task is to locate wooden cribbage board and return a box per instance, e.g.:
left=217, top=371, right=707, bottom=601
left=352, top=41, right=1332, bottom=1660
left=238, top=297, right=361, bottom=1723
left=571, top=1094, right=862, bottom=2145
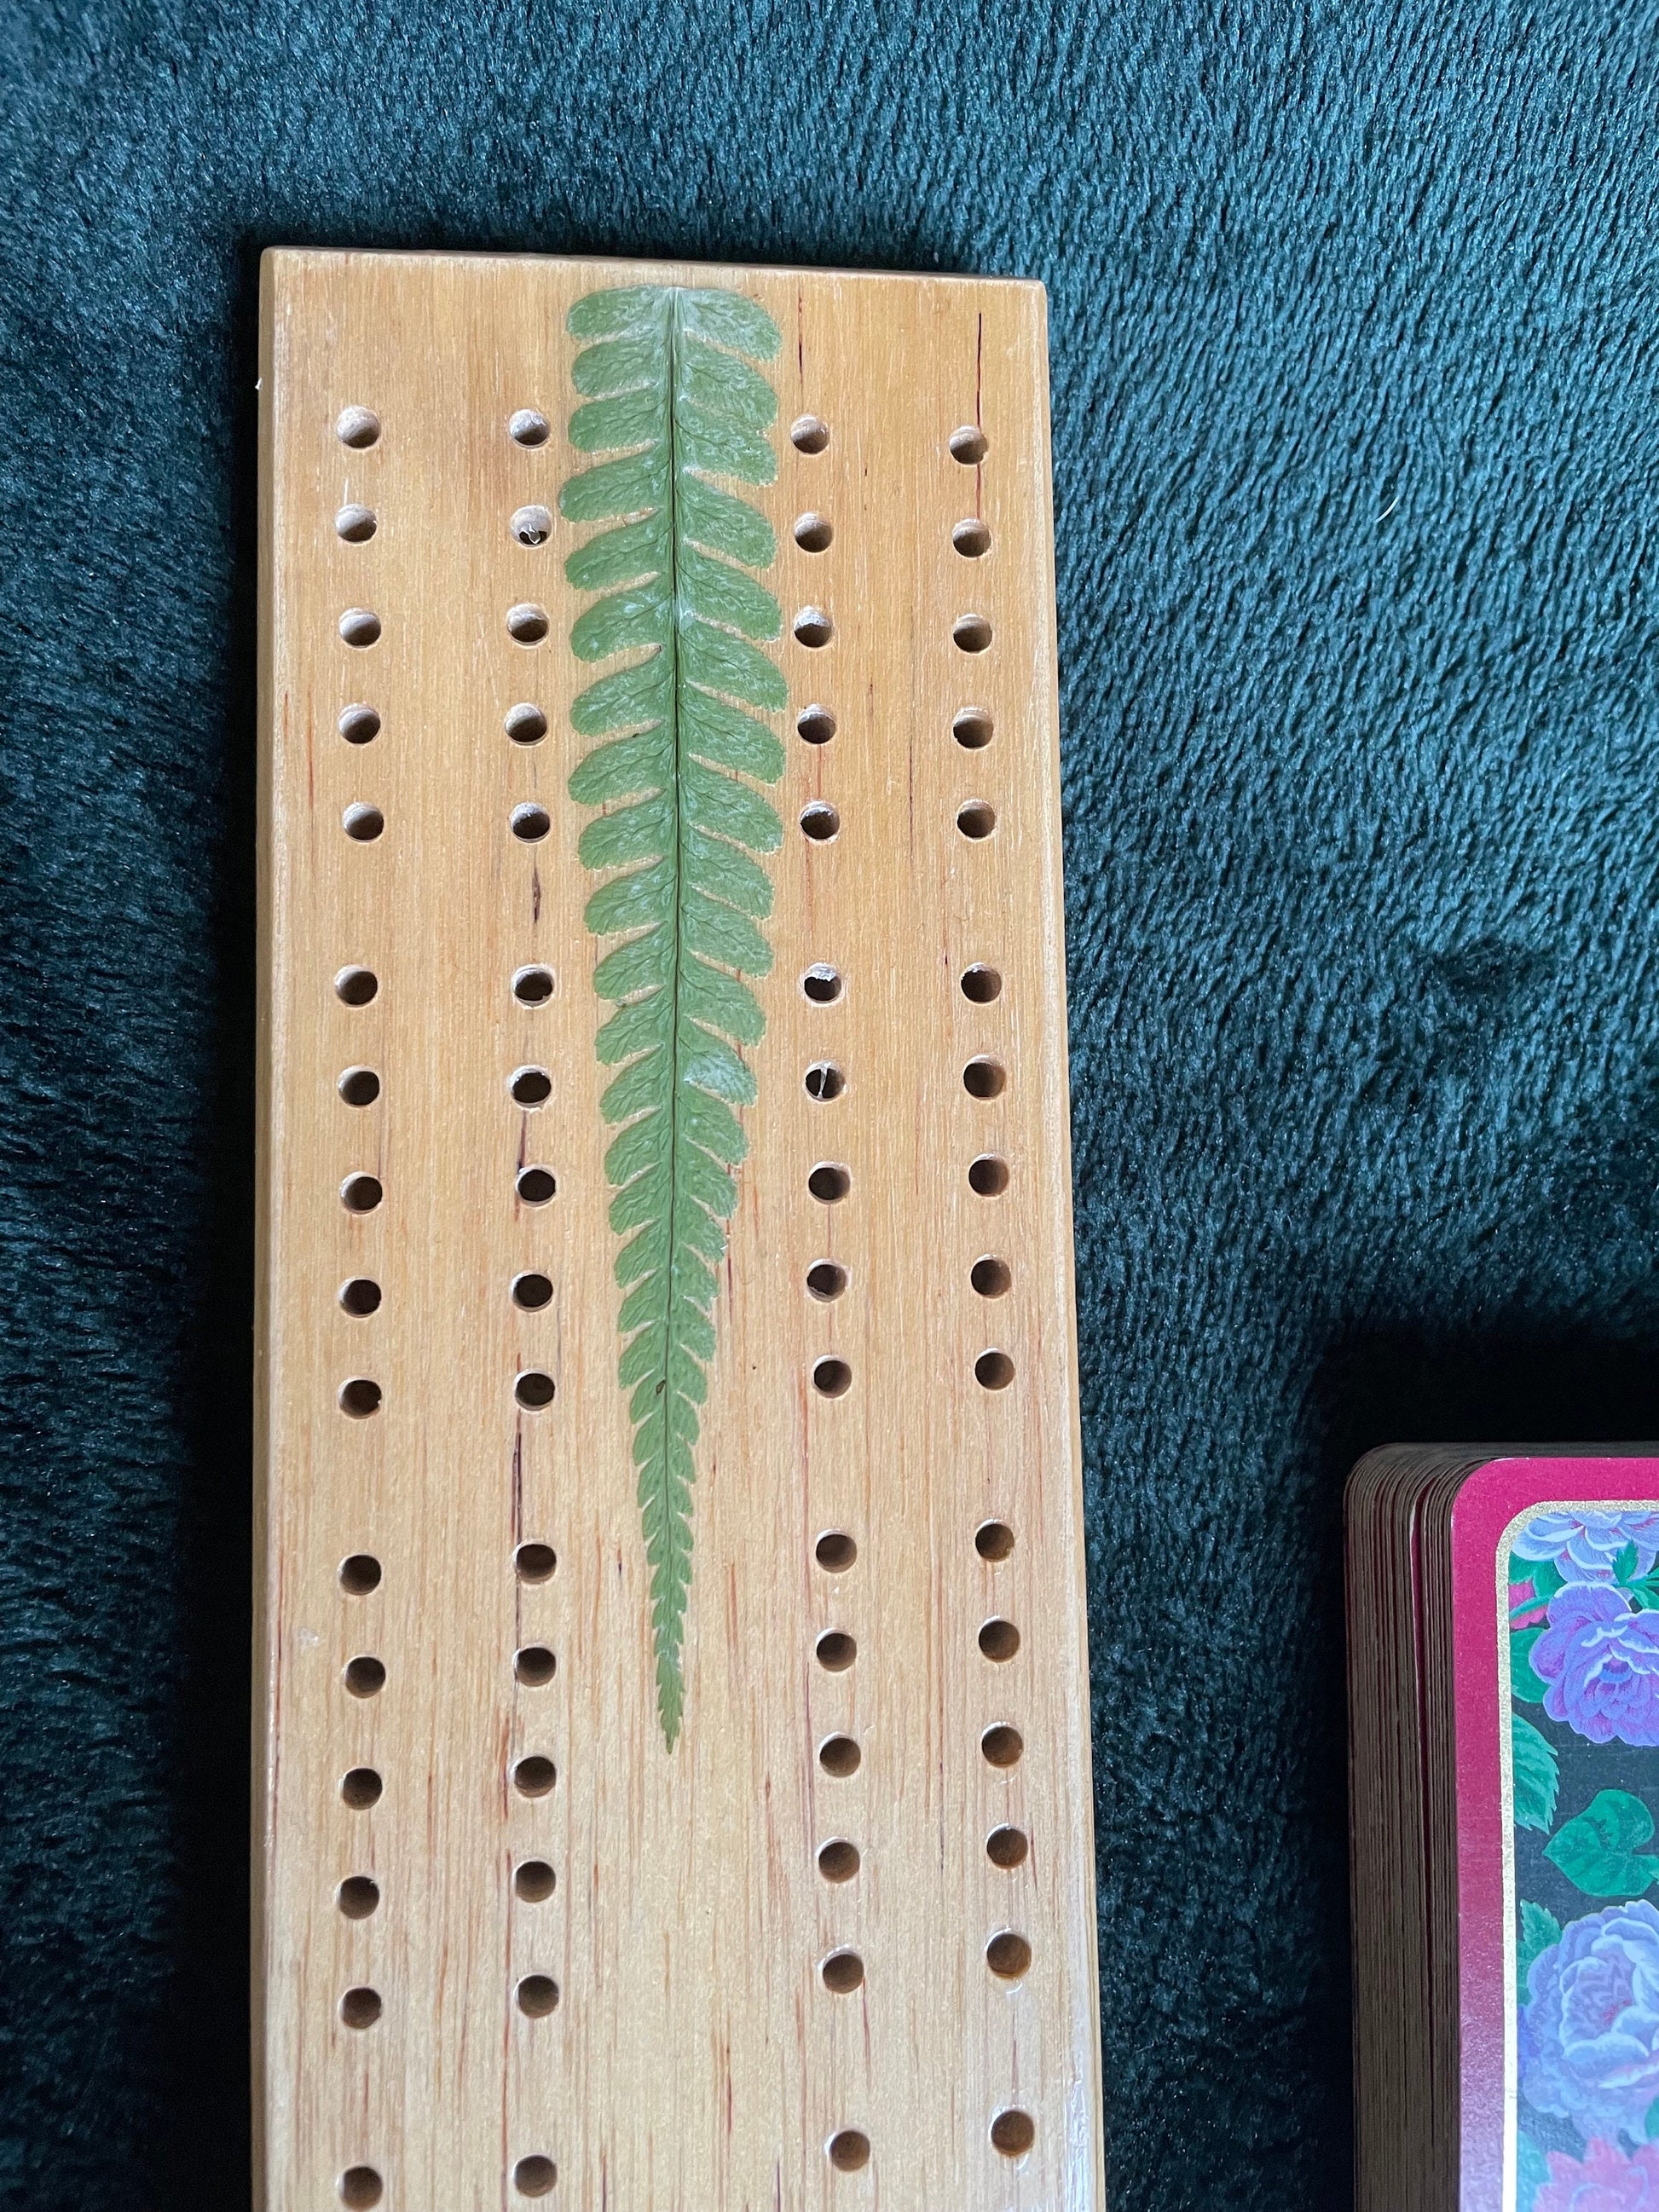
left=255, top=248, right=1103, bottom=2212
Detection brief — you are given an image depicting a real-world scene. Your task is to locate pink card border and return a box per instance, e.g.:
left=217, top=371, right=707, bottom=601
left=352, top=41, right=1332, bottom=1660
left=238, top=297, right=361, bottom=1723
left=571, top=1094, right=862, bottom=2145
left=1450, top=1455, right=1659, bottom=2209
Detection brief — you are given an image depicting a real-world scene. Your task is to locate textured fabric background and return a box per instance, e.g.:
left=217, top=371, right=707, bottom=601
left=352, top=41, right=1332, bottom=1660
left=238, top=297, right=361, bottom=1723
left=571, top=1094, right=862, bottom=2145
left=4, top=3, right=1659, bottom=2205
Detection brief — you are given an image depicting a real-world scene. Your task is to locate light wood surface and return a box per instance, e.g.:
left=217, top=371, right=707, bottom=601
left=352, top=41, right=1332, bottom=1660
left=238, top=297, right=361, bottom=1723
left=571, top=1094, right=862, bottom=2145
left=256, top=246, right=1103, bottom=2212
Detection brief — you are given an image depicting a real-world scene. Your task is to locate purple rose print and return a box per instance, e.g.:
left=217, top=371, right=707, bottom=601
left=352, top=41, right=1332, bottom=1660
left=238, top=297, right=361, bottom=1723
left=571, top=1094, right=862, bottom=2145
left=1534, top=1586, right=1659, bottom=1747
left=1515, top=1513, right=1659, bottom=1585
left=1522, top=1902, right=1659, bottom=2142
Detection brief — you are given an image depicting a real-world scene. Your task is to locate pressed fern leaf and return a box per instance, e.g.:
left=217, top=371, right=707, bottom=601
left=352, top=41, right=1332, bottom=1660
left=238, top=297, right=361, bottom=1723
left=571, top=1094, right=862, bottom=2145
left=560, top=286, right=786, bottom=1748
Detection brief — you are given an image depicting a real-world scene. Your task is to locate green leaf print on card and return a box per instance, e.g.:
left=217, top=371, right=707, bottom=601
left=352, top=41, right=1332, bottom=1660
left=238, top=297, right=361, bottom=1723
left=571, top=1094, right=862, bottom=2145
left=1517, top=1901, right=1562, bottom=1985
left=560, top=283, right=786, bottom=1752
left=1512, top=1715, right=1560, bottom=1833
left=1545, top=1789, right=1659, bottom=1897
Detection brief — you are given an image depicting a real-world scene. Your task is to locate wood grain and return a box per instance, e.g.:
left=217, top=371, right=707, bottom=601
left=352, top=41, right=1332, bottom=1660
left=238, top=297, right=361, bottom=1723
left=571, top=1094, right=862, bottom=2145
left=256, top=246, right=1103, bottom=2212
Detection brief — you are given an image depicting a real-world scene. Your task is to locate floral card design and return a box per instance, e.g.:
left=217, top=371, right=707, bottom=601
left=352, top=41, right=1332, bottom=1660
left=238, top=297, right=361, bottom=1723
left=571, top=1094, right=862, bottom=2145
left=1506, top=1505, right=1659, bottom=2209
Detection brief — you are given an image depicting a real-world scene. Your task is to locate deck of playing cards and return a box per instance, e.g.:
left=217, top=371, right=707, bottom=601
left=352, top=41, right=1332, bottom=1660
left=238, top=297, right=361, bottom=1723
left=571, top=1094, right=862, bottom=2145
left=1347, top=1448, right=1659, bottom=2212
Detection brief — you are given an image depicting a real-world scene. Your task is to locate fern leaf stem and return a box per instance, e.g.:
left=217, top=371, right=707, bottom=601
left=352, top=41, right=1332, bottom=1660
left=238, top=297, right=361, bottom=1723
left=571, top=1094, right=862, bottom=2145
left=655, top=289, right=689, bottom=1747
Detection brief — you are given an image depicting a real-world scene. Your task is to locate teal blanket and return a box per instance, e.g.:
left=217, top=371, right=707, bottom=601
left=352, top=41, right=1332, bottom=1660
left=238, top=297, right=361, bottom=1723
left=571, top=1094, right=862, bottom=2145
left=3, top=3, right=1658, bottom=2203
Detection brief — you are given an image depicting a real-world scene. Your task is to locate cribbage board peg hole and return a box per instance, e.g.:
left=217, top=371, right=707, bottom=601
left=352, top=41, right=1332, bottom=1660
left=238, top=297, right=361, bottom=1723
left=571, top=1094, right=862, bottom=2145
left=818, top=1734, right=861, bottom=1777
left=512, top=1755, right=556, bottom=1798
left=342, top=803, right=384, bottom=843
left=960, top=963, right=1002, bottom=1004
left=807, top=1163, right=851, bottom=1204
left=338, top=1378, right=382, bottom=1418
left=513, top=1859, right=556, bottom=1902
left=970, top=1256, right=1010, bottom=1297
left=334, top=966, right=378, bottom=1006
left=968, top=1153, right=1009, bottom=1198
left=340, top=1767, right=382, bottom=1811
left=507, top=408, right=550, bottom=448
left=509, top=1066, right=552, bottom=1106
left=512, top=2154, right=557, bottom=2197
left=338, top=1278, right=381, bottom=1316
left=337, top=1066, right=379, bottom=1106
left=338, top=1552, right=381, bottom=1594
left=820, top=1949, right=864, bottom=1993
left=985, top=1931, right=1032, bottom=1981
left=815, top=1631, right=856, bottom=1672
left=814, top=1530, right=857, bottom=1573
left=797, top=705, right=836, bottom=745
left=343, top=1655, right=385, bottom=1697
left=978, top=1618, right=1020, bottom=1662
left=953, top=706, right=993, bottom=749
left=514, top=1645, right=556, bottom=1686
left=803, top=1060, right=845, bottom=1100
left=957, top=799, right=997, bottom=840
left=337, top=2164, right=383, bottom=2208
left=975, top=1350, right=1015, bottom=1391
left=506, top=702, right=548, bottom=744
left=986, top=1824, right=1028, bottom=1868
left=826, top=2129, right=870, bottom=2173
left=337, top=1875, right=379, bottom=1919
left=338, top=608, right=381, bottom=649
left=951, top=517, right=991, bottom=557
left=335, top=407, right=380, bottom=450
left=812, top=1357, right=852, bottom=1398
left=990, top=2110, right=1036, bottom=2157
left=975, top=1519, right=1015, bottom=1562
left=806, top=1260, right=847, bottom=1300
left=793, top=606, right=834, bottom=648
left=981, top=1724, right=1023, bottom=1769
left=952, top=613, right=992, bottom=654
left=511, top=1273, right=553, bottom=1311
left=340, top=1985, right=382, bottom=2028
left=794, top=512, right=834, bottom=552
left=338, top=704, right=379, bottom=745
left=335, top=504, right=376, bottom=543
left=801, top=964, right=842, bottom=1004
left=512, top=965, right=555, bottom=1008
left=512, top=803, right=551, bottom=842
left=515, top=1167, right=557, bottom=1205
left=513, top=1542, right=557, bottom=1583
left=511, top=505, right=552, bottom=546
left=962, top=1057, right=1005, bottom=1100
left=513, top=1371, right=556, bottom=1410
left=340, top=1173, right=383, bottom=1213
left=800, top=801, right=840, bottom=842
left=516, top=1974, right=560, bottom=2018
left=818, top=1838, right=860, bottom=1882
left=790, top=413, right=830, bottom=454
left=949, top=424, right=988, bottom=465
left=506, top=603, right=549, bottom=645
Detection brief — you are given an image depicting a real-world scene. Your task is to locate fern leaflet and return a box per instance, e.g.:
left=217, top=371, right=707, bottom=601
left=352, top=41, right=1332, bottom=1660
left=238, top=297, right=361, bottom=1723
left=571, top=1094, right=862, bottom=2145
left=560, top=285, right=786, bottom=1748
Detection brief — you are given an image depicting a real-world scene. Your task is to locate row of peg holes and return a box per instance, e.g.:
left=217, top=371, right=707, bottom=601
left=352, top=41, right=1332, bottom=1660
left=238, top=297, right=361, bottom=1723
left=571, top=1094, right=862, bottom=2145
left=947, top=424, right=1034, bottom=2157
left=811, top=1522, right=1033, bottom=2168
left=332, top=979, right=559, bottom=1413
left=794, top=421, right=1014, bottom=1407
left=792, top=410, right=1030, bottom=2169
left=330, top=411, right=560, bottom=2204
left=330, top=1540, right=564, bottom=2208
left=791, top=423, right=870, bottom=2181
left=501, top=436, right=564, bottom=2198
left=330, top=427, right=396, bottom=2176
left=788, top=420, right=997, bottom=854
